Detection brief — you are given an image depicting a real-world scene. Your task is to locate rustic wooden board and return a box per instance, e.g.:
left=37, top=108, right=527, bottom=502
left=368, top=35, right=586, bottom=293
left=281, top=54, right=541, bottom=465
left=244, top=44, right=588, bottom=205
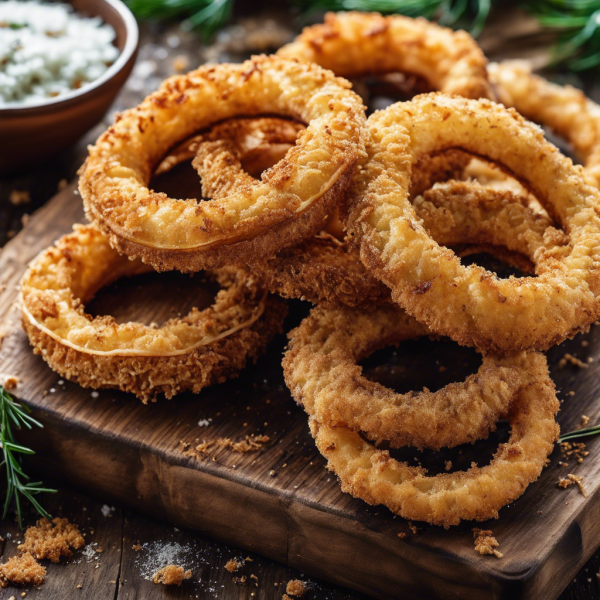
left=1, top=180, right=600, bottom=600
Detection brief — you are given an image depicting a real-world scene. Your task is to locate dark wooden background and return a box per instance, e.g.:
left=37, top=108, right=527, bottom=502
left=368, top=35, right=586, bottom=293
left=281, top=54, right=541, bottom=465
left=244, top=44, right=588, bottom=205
left=1, top=3, right=599, bottom=598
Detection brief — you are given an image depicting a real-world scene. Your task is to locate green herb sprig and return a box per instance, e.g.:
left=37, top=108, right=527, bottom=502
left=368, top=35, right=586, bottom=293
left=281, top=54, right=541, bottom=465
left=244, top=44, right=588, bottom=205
left=559, top=424, right=600, bottom=444
left=0, top=386, right=56, bottom=529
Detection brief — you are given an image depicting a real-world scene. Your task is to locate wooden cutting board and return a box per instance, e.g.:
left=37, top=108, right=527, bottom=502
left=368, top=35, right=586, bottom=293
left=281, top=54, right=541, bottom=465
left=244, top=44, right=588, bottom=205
left=1, top=179, right=600, bottom=600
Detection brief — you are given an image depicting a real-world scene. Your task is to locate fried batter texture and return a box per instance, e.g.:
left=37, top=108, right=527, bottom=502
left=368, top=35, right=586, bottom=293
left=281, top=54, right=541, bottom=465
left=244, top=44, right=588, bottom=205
left=79, top=56, right=366, bottom=272
left=284, top=303, right=545, bottom=451
left=349, top=93, right=600, bottom=353
left=278, top=11, right=494, bottom=100
left=21, top=225, right=286, bottom=402
left=489, top=61, right=600, bottom=188
left=309, top=348, right=559, bottom=527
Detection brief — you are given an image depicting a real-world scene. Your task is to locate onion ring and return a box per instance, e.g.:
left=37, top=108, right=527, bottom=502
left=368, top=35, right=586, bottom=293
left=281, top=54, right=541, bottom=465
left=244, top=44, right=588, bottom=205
left=79, top=55, right=366, bottom=272
left=489, top=61, right=600, bottom=188
left=283, top=303, right=543, bottom=451
left=308, top=346, right=558, bottom=526
left=348, top=93, right=600, bottom=353
left=21, top=225, right=287, bottom=402
left=278, top=11, right=494, bottom=100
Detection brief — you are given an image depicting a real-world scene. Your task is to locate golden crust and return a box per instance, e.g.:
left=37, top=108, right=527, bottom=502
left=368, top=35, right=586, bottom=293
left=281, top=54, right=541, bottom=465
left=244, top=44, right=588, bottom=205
left=489, top=61, right=600, bottom=188
left=79, top=55, right=366, bottom=272
left=21, top=225, right=287, bottom=402
left=278, top=12, right=494, bottom=100
left=348, top=93, right=600, bottom=353
left=284, top=303, right=542, bottom=450
left=309, top=350, right=559, bottom=527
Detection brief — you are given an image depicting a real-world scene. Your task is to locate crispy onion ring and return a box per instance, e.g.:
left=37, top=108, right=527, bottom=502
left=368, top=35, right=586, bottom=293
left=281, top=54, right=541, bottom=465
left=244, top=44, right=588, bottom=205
left=21, top=225, right=287, bottom=402
left=308, top=346, right=558, bottom=526
left=284, top=303, right=543, bottom=451
left=489, top=61, right=600, bottom=188
left=278, top=11, right=494, bottom=100
left=349, top=93, right=600, bottom=353
left=79, top=56, right=366, bottom=272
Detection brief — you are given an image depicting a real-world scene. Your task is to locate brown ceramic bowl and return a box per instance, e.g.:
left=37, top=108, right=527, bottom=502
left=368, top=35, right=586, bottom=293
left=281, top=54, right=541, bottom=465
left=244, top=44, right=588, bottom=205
left=0, top=0, right=138, bottom=175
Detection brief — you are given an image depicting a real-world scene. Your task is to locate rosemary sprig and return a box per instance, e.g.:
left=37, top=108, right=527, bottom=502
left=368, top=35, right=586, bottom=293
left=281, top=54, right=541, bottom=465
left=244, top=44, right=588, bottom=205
left=559, top=424, right=600, bottom=444
left=0, top=386, right=56, bottom=529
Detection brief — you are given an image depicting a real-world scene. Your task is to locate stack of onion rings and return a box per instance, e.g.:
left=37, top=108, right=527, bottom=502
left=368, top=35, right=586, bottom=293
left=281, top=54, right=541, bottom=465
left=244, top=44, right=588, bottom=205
left=21, top=225, right=287, bottom=402
left=20, top=10, right=600, bottom=530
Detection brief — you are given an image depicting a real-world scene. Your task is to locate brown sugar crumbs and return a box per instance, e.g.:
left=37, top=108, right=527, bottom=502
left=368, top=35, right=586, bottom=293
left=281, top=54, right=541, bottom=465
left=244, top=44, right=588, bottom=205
left=18, top=518, right=84, bottom=563
left=558, top=353, right=588, bottom=369
left=286, top=579, right=307, bottom=597
left=0, top=553, right=45, bottom=587
left=195, top=434, right=270, bottom=455
left=152, top=565, right=191, bottom=586
left=472, top=528, right=503, bottom=559
left=225, top=558, right=241, bottom=573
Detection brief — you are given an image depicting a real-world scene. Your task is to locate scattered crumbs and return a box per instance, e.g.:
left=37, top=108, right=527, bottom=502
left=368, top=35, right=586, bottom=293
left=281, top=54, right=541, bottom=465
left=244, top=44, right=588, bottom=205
left=101, top=505, right=115, bottom=518
left=0, top=553, right=45, bottom=587
left=57, top=179, right=68, bottom=191
left=560, top=441, right=589, bottom=464
left=473, top=528, right=503, bottom=559
left=580, top=415, right=590, bottom=428
left=135, top=541, right=196, bottom=582
left=233, top=575, right=247, bottom=585
left=132, top=541, right=141, bottom=552
left=195, top=434, right=270, bottom=455
left=285, top=579, right=306, bottom=597
left=408, top=522, right=420, bottom=535
left=558, top=478, right=573, bottom=489
left=444, top=460, right=452, bottom=471
left=558, top=353, right=588, bottom=369
left=18, top=518, right=84, bottom=563
left=250, top=574, right=258, bottom=585
left=568, top=391, right=575, bottom=396
left=180, top=441, right=190, bottom=451
left=152, top=565, right=191, bottom=586
left=197, top=419, right=212, bottom=427
left=282, top=596, right=292, bottom=600
left=245, top=556, right=253, bottom=562
left=3, top=375, right=19, bottom=390
left=568, top=474, right=588, bottom=498
left=269, top=470, right=276, bottom=477
left=9, top=190, right=30, bottom=206
left=225, top=558, right=241, bottom=573
left=397, top=532, right=407, bottom=539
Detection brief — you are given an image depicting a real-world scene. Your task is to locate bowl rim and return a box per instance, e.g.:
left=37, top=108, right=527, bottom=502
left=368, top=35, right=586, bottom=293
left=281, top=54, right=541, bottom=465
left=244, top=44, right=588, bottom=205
left=0, top=0, right=139, bottom=115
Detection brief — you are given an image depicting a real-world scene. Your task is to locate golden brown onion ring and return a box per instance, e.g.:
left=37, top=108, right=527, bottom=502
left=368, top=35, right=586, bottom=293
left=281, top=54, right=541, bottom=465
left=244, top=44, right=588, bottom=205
left=284, top=303, right=541, bottom=451
left=79, top=56, right=366, bottom=273
left=21, top=225, right=287, bottom=402
left=489, top=61, right=600, bottom=188
left=309, top=347, right=558, bottom=526
left=348, top=93, right=600, bottom=353
left=278, top=12, right=494, bottom=100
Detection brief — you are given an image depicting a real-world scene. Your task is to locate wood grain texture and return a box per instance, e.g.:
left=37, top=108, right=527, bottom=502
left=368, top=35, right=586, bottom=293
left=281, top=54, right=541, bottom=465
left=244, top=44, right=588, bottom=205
left=1, top=181, right=600, bottom=600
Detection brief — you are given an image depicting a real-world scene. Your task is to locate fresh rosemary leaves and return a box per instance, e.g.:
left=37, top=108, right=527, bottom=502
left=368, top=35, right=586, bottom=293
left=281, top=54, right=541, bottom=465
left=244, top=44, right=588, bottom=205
left=0, top=386, right=55, bottom=529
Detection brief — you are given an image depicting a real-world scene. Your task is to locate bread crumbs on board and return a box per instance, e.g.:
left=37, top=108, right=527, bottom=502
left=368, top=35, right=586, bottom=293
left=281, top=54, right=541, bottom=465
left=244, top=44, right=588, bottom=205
left=0, top=553, right=45, bottom=587
left=560, top=441, right=589, bottom=465
left=559, top=474, right=589, bottom=497
left=286, top=579, right=307, bottom=597
left=18, top=518, right=84, bottom=563
left=152, top=565, right=191, bottom=586
left=225, top=558, right=241, bottom=573
left=558, top=353, right=588, bottom=369
left=194, top=434, right=270, bottom=455
left=473, top=528, right=503, bottom=558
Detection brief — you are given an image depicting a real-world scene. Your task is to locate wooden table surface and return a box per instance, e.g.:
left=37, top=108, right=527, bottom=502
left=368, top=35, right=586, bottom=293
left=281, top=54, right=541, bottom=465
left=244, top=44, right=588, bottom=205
left=1, top=4, right=600, bottom=599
